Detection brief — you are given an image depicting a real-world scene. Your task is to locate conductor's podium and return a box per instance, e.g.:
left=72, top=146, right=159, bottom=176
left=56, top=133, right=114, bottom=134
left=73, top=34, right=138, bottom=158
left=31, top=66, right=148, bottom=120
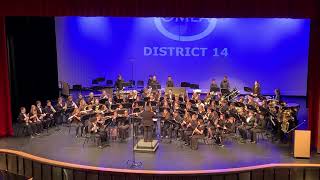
left=134, top=139, right=159, bottom=152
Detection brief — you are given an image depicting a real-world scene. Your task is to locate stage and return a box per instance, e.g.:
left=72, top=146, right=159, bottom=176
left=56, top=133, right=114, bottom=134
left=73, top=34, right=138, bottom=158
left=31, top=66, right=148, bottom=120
left=0, top=126, right=318, bottom=171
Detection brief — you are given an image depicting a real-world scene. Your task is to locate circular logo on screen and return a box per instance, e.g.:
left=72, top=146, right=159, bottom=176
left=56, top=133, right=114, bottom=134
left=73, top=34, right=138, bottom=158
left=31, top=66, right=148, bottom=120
left=154, top=18, right=217, bottom=42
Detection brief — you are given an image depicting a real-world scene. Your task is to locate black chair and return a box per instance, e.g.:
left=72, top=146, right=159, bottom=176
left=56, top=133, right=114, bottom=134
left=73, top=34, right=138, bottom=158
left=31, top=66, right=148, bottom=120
left=181, top=82, right=190, bottom=87
left=72, top=84, right=82, bottom=91
left=137, top=80, right=144, bottom=88
left=190, top=84, right=199, bottom=89
left=96, top=77, right=105, bottom=83
left=92, top=79, right=99, bottom=85
left=129, top=80, right=135, bottom=88
left=106, top=80, right=113, bottom=87
left=13, top=123, right=29, bottom=137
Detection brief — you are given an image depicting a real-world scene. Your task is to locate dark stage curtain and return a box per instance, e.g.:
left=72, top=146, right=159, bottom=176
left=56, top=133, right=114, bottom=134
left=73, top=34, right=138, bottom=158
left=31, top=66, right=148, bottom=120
left=0, top=17, right=13, bottom=137
left=0, top=0, right=317, bottom=18
left=308, top=18, right=320, bottom=151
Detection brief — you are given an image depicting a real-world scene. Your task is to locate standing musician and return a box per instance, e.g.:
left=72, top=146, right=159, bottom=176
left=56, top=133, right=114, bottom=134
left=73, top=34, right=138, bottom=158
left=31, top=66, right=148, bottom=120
left=210, top=79, right=219, bottom=92
left=252, top=81, right=261, bottom=96
left=140, top=105, right=155, bottom=142
left=115, top=74, right=124, bottom=91
left=166, top=76, right=174, bottom=87
left=274, top=88, right=281, bottom=101
left=220, top=75, right=230, bottom=90
left=147, top=75, right=153, bottom=87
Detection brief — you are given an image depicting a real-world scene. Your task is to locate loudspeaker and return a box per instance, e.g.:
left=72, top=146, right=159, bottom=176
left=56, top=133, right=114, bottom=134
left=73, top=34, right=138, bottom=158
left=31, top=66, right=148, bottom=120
left=294, top=130, right=311, bottom=158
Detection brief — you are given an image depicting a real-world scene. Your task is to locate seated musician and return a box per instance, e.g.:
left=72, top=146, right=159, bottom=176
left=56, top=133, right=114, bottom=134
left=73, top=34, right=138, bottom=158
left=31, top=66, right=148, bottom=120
left=100, top=90, right=109, bottom=100
left=210, top=79, right=219, bottom=92
left=106, top=97, right=113, bottom=110
left=238, top=111, right=256, bottom=143
left=109, top=111, right=119, bottom=141
left=191, top=92, right=199, bottom=102
left=29, top=105, right=43, bottom=134
left=219, top=99, right=229, bottom=114
left=220, top=75, right=230, bottom=90
left=36, top=100, right=50, bottom=129
left=43, top=100, right=56, bottom=127
left=198, top=104, right=206, bottom=117
left=183, top=113, right=198, bottom=146
left=118, top=110, right=130, bottom=141
left=76, top=93, right=84, bottom=107
left=248, top=114, right=265, bottom=143
left=166, top=75, right=174, bottom=87
left=78, top=99, right=88, bottom=114
left=87, top=92, right=95, bottom=105
left=252, top=81, right=261, bottom=96
left=66, top=95, right=78, bottom=109
left=191, top=119, right=206, bottom=150
left=172, top=111, right=183, bottom=139
left=115, top=74, right=124, bottom=91
left=18, top=107, right=37, bottom=137
left=69, top=108, right=83, bottom=137
left=166, top=89, right=175, bottom=102
left=213, top=114, right=225, bottom=146
left=55, top=97, right=67, bottom=124
left=93, top=98, right=107, bottom=114
left=89, top=113, right=107, bottom=148
left=161, top=108, right=173, bottom=138
left=205, top=108, right=219, bottom=140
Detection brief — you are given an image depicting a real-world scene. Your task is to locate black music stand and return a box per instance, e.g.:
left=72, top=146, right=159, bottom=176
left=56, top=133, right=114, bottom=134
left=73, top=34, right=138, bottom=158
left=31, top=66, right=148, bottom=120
left=244, top=87, right=253, bottom=93
left=221, top=88, right=230, bottom=96
left=126, top=114, right=142, bottom=168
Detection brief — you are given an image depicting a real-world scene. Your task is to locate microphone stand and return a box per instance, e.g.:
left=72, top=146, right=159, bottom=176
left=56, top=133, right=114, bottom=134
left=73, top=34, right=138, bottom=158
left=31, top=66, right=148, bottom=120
left=126, top=115, right=142, bottom=168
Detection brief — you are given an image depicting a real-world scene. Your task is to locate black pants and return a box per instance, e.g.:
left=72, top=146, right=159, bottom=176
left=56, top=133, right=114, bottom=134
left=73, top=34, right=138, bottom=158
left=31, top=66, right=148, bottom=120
left=119, top=124, right=129, bottom=140
left=95, top=131, right=107, bottom=146
left=183, top=130, right=193, bottom=144
left=143, top=126, right=153, bottom=142
left=249, top=128, right=262, bottom=142
left=238, top=126, right=248, bottom=139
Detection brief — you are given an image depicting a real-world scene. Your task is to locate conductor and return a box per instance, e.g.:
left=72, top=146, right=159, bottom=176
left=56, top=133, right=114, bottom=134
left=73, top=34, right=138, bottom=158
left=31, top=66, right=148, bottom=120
left=140, top=105, right=155, bottom=142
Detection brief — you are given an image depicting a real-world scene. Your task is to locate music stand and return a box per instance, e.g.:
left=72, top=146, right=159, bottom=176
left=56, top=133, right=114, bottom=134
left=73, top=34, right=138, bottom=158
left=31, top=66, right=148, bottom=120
left=244, top=87, right=253, bottom=92
left=111, top=104, right=119, bottom=110
left=126, top=114, right=143, bottom=168
left=221, top=88, right=230, bottom=96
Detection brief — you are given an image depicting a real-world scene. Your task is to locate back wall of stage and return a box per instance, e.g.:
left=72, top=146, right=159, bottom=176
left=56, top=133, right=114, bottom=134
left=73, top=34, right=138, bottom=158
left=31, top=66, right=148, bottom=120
left=55, top=17, right=310, bottom=96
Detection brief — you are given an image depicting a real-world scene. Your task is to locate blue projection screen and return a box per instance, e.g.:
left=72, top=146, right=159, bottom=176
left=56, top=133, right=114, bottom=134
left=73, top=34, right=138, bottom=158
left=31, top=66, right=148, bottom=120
left=55, top=17, right=310, bottom=96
